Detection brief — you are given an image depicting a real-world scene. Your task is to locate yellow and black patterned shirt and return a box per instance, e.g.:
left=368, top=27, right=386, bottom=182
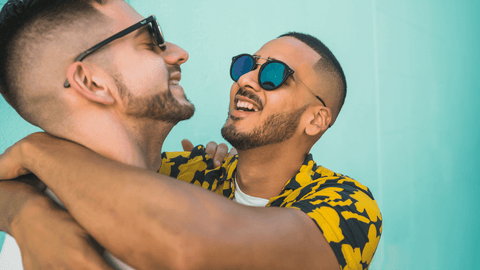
left=159, top=146, right=382, bottom=270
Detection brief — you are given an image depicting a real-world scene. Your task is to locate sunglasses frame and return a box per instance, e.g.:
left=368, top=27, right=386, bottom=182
left=64, top=15, right=165, bottom=88
left=230, top=53, right=327, bottom=107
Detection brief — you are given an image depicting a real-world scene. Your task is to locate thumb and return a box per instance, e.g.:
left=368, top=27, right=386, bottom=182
left=181, top=139, right=194, bottom=152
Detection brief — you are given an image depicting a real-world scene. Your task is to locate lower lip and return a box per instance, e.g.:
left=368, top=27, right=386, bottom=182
left=231, top=108, right=258, bottom=119
left=170, top=84, right=186, bottom=97
left=170, top=83, right=183, bottom=90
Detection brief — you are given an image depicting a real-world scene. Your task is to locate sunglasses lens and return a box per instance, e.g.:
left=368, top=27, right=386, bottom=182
left=231, top=55, right=254, bottom=81
left=152, top=17, right=165, bottom=46
left=260, top=62, right=286, bottom=90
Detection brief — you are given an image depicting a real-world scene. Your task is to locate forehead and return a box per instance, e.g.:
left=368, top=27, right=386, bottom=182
left=254, top=37, right=321, bottom=71
left=95, top=0, right=144, bottom=31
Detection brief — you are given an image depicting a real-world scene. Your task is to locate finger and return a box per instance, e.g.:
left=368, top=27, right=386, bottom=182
left=0, top=146, right=30, bottom=180
left=0, top=152, right=10, bottom=179
left=212, top=143, right=228, bottom=167
left=0, top=158, right=30, bottom=180
left=205, top=142, right=218, bottom=158
left=227, top=147, right=238, bottom=159
left=181, top=139, right=194, bottom=152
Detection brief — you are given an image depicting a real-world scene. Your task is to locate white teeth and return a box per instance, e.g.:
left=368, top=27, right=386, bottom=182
left=170, top=80, right=179, bottom=85
left=236, top=100, right=258, bottom=112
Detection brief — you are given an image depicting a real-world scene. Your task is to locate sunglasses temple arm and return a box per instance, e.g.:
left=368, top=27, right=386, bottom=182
left=64, top=17, right=155, bottom=88
left=296, top=76, right=327, bottom=107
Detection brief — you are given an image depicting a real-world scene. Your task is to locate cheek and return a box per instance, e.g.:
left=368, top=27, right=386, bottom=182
left=229, top=83, right=238, bottom=106
left=265, top=91, right=297, bottom=112
left=114, top=49, right=169, bottom=95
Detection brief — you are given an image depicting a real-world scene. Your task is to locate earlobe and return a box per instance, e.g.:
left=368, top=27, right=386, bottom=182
left=66, top=62, right=115, bottom=105
left=305, top=107, right=332, bottom=136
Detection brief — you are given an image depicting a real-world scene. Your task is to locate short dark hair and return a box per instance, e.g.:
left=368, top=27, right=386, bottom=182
left=0, top=0, right=102, bottom=113
left=278, top=32, right=347, bottom=119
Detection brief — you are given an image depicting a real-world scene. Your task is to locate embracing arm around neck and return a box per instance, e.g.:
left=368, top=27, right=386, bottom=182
left=0, top=132, right=340, bottom=270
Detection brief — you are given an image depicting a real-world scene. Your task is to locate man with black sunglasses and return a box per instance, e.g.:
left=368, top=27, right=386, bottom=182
left=0, top=0, right=381, bottom=270
left=0, top=0, right=198, bottom=268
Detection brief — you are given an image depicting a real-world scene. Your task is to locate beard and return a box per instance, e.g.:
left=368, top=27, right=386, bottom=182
left=115, top=76, right=195, bottom=124
left=221, top=105, right=308, bottom=151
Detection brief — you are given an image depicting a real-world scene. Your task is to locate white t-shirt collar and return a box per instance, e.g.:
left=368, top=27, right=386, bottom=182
left=233, top=177, right=269, bottom=207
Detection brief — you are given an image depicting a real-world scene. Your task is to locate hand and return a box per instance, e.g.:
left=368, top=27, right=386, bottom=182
left=0, top=143, right=31, bottom=180
left=0, top=132, right=67, bottom=181
left=181, top=139, right=237, bottom=167
left=11, top=196, right=115, bottom=270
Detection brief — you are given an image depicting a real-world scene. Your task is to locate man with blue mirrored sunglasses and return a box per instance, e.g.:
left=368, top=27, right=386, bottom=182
left=0, top=1, right=381, bottom=269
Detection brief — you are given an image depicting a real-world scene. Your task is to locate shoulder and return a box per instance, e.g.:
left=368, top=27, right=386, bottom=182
left=159, top=145, right=213, bottom=178
left=159, top=146, right=235, bottom=193
left=270, top=164, right=382, bottom=269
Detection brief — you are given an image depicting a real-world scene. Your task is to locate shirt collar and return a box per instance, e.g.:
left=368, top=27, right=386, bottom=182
left=220, top=153, right=319, bottom=198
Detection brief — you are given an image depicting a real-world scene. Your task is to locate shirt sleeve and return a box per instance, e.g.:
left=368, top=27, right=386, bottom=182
left=277, top=180, right=382, bottom=270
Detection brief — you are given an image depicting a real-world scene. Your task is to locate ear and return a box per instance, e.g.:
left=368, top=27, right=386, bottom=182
left=304, top=106, right=332, bottom=136
left=66, top=62, right=115, bottom=105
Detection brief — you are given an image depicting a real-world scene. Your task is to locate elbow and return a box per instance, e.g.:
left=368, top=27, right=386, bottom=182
left=164, top=221, right=241, bottom=270
left=131, top=227, right=217, bottom=270
left=156, top=239, right=209, bottom=270
left=175, top=231, right=226, bottom=270
left=128, top=241, right=203, bottom=270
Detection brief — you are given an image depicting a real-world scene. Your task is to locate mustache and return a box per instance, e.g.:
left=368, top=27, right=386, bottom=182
left=168, top=65, right=181, bottom=75
left=235, top=87, right=263, bottom=110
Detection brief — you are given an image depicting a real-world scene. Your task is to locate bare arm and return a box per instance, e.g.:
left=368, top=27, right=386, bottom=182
left=0, top=178, right=45, bottom=235
left=0, top=133, right=339, bottom=270
left=0, top=179, right=114, bottom=269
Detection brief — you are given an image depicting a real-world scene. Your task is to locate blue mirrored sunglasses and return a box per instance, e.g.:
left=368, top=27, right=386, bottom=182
left=229, top=54, right=326, bottom=107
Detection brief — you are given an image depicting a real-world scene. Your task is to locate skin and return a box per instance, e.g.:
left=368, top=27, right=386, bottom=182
left=0, top=35, right=340, bottom=270
left=227, top=36, right=332, bottom=199
left=0, top=0, right=226, bottom=268
left=61, top=0, right=191, bottom=170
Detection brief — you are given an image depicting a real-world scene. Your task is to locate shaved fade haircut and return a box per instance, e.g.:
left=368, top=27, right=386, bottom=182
left=0, top=0, right=104, bottom=124
left=279, top=32, right=347, bottom=122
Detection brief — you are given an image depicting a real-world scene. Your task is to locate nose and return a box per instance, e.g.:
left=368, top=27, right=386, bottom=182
left=236, top=64, right=261, bottom=92
left=161, top=42, right=189, bottom=65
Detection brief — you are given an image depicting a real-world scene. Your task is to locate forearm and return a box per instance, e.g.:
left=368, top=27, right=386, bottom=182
left=18, top=136, right=231, bottom=269
left=17, top=136, right=336, bottom=270
left=0, top=180, right=48, bottom=235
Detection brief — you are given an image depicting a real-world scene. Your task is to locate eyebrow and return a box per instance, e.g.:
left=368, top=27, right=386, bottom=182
left=252, top=54, right=296, bottom=81
left=253, top=54, right=275, bottom=61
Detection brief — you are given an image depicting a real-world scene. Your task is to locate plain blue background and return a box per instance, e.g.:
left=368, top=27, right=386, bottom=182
left=1, top=0, right=480, bottom=269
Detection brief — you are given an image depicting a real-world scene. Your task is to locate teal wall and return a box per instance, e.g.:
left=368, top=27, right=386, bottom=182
left=1, top=0, right=479, bottom=269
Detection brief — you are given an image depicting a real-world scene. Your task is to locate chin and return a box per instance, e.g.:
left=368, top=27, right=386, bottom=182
left=172, top=90, right=193, bottom=107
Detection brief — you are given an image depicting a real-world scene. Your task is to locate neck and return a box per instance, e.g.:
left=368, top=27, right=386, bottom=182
left=63, top=112, right=174, bottom=172
left=235, top=141, right=310, bottom=199
left=127, top=118, right=174, bottom=171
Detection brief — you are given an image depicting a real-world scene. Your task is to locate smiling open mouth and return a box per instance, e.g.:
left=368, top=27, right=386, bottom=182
left=236, top=99, right=259, bottom=112
left=234, top=88, right=263, bottom=113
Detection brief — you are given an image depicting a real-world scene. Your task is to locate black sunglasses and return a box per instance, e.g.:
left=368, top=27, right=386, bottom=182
left=230, top=54, right=326, bottom=107
left=64, top=15, right=165, bottom=88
